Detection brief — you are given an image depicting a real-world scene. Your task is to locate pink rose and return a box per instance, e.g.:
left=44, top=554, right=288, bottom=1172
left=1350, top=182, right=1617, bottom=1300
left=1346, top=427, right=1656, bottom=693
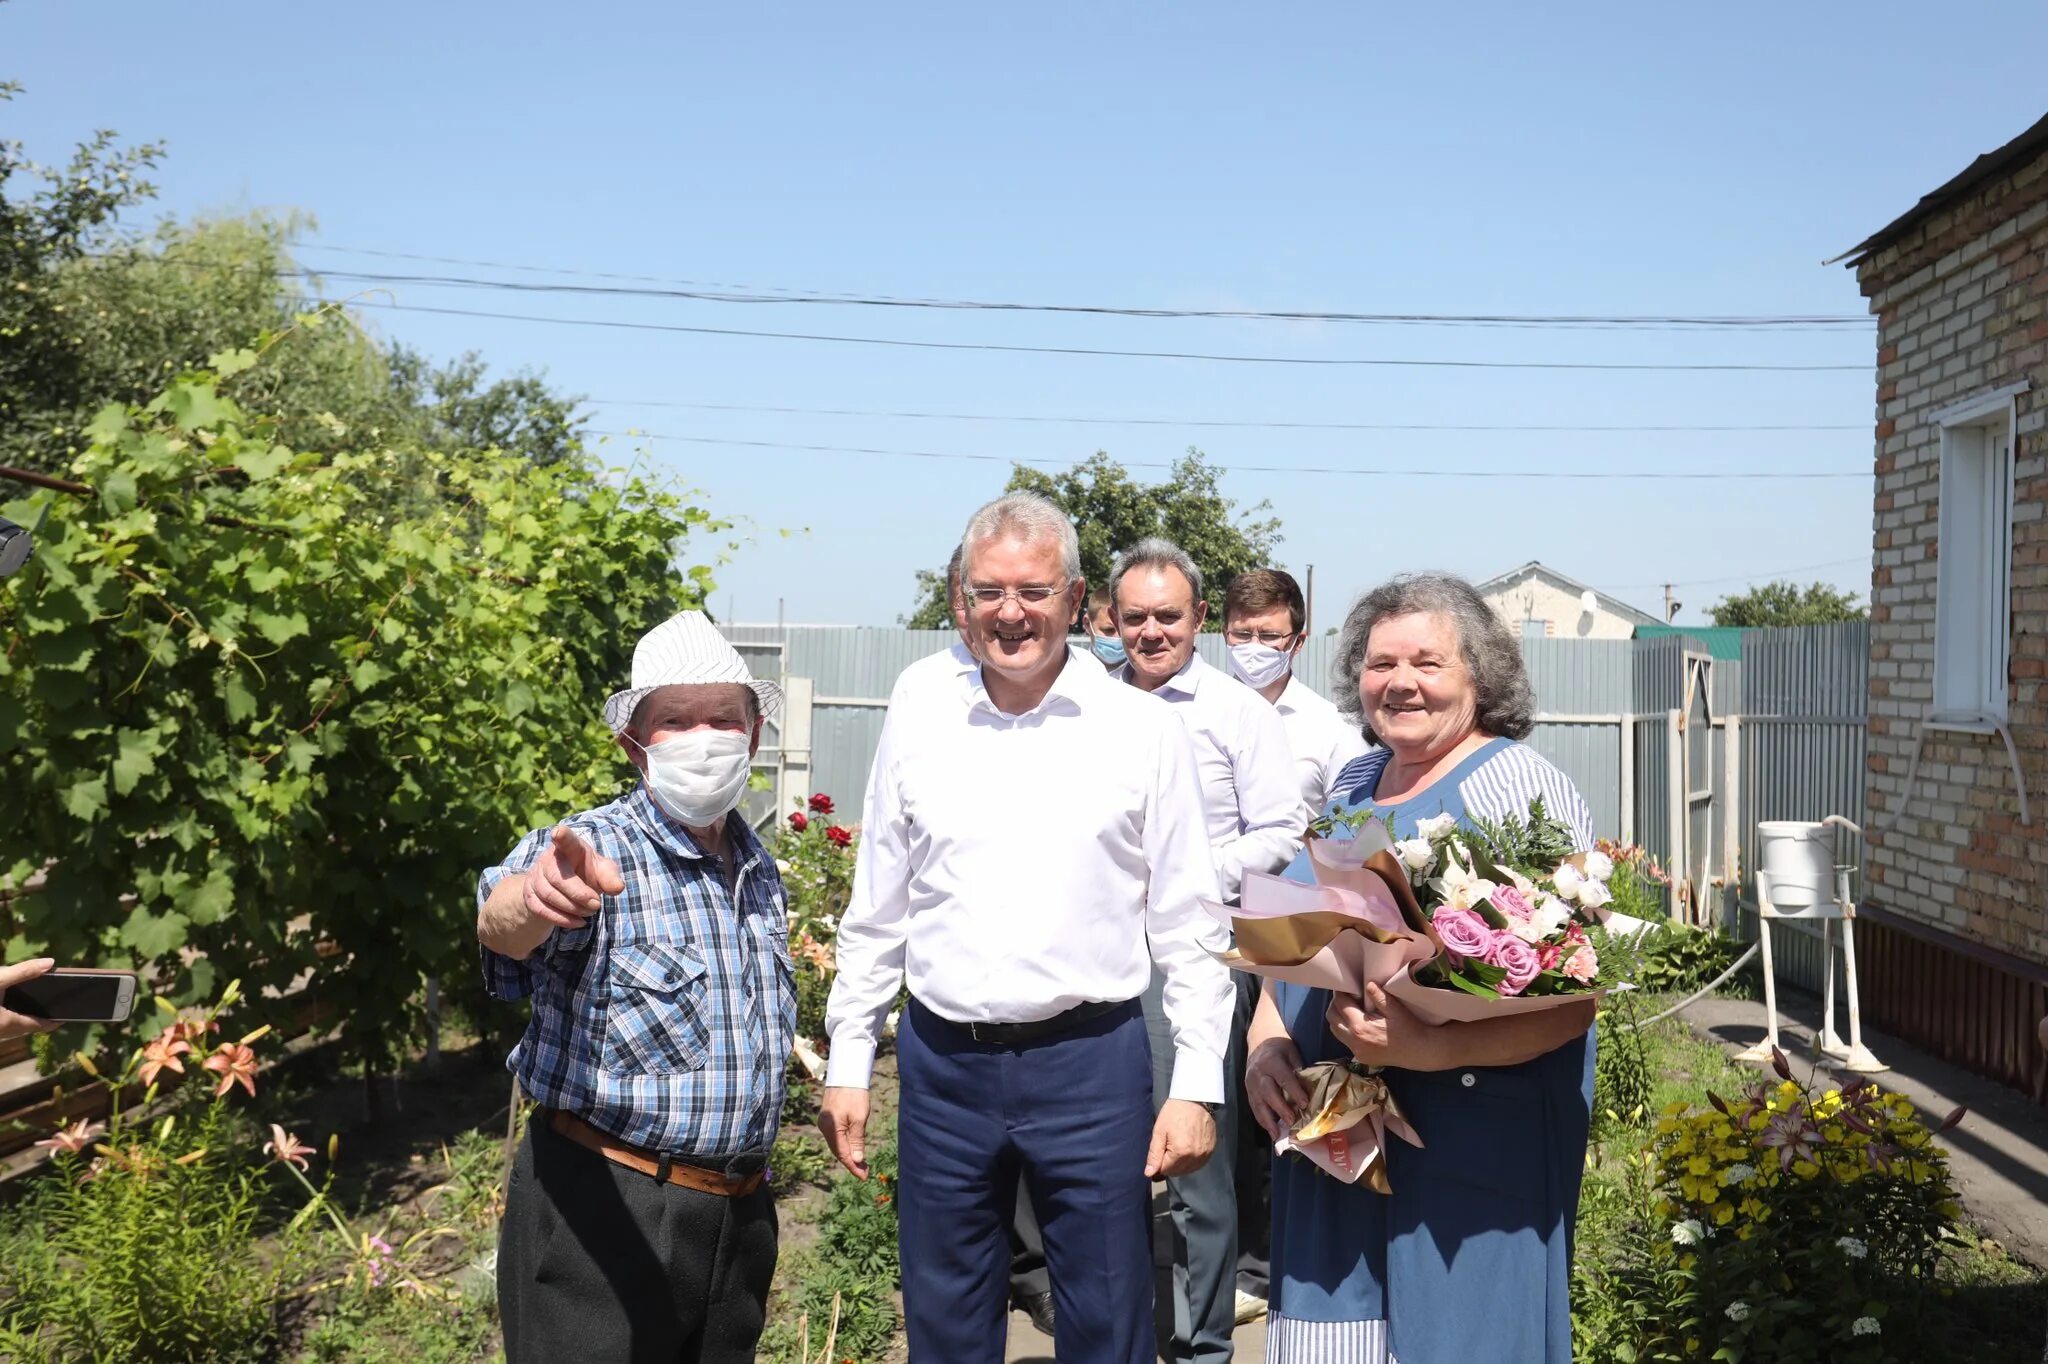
left=1432, top=907, right=1494, bottom=960
left=1490, top=885, right=1535, bottom=921
left=1563, top=945, right=1599, bottom=984
left=1485, top=932, right=1542, bottom=996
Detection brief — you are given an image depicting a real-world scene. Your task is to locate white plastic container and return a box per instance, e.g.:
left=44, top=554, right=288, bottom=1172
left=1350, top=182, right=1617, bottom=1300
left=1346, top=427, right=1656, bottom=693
left=1756, top=820, right=1836, bottom=913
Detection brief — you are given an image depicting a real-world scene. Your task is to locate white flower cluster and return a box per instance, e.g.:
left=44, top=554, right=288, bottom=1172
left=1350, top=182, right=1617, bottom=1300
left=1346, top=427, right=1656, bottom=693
left=1670, top=1219, right=1705, bottom=1246
left=1852, top=1316, right=1881, bottom=1336
left=1720, top=1162, right=1757, bottom=1185
left=1725, top=1301, right=1751, bottom=1323
left=1836, top=1235, right=1868, bottom=1260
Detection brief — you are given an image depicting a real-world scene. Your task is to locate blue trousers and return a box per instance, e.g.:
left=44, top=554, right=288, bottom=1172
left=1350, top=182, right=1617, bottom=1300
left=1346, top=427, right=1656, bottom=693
left=897, top=998, right=1155, bottom=1364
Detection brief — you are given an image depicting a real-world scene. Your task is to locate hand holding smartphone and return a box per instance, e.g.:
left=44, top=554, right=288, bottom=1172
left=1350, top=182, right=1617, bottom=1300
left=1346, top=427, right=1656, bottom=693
left=0, top=959, right=138, bottom=1037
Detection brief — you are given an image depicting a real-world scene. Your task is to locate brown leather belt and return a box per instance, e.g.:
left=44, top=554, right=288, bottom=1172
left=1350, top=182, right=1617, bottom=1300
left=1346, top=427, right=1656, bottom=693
left=546, top=1109, right=765, bottom=1197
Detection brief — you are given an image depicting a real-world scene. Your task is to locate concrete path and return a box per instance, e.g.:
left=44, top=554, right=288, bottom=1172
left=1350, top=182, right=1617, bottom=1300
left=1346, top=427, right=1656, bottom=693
left=1681, top=991, right=2048, bottom=1266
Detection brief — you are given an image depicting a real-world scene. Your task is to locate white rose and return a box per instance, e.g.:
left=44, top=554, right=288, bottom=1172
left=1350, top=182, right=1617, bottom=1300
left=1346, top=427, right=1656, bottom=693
left=1576, top=879, right=1613, bottom=910
left=1552, top=862, right=1585, bottom=900
left=1416, top=812, right=1457, bottom=840
left=1583, top=850, right=1615, bottom=881
left=1530, top=898, right=1572, bottom=938
left=1508, top=916, right=1546, bottom=944
left=1395, top=837, right=1436, bottom=872
left=1453, top=878, right=1499, bottom=911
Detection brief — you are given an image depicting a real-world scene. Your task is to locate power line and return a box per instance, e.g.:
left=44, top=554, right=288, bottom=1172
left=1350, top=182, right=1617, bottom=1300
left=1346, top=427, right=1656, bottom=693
left=339, top=297, right=1867, bottom=373
left=583, top=395, right=1864, bottom=433
left=280, top=252, right=1874, bottom=332
left=585, top=428, right=1869, bottom=480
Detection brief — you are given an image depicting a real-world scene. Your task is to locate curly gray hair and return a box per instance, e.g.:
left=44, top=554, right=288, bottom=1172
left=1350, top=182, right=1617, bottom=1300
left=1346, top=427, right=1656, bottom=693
left=1332, top=572, right=1535, bottom=744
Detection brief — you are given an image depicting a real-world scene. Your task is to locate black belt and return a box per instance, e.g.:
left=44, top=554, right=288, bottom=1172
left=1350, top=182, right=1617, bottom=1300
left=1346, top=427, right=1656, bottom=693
left=919, top=996, right=1133, bottom=1046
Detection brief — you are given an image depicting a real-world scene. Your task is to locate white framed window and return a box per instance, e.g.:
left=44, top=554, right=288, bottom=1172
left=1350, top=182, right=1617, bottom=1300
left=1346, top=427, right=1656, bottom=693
left=1932, top=381, right=2025, bottom=722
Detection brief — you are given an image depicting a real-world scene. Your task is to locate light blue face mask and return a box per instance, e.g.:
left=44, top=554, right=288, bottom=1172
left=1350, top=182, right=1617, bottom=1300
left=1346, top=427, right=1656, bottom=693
left=1090, top=632, right=1127, bottom=666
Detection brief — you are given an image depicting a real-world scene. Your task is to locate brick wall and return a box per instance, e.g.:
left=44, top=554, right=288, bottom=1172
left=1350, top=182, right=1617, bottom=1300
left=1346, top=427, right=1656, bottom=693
left=1856, top=148, right=2048, bottom=966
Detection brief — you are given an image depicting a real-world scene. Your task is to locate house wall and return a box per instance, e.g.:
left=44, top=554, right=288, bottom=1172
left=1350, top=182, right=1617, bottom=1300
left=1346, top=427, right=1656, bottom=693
left=1857, top=149, right=2048, bottom=969
left=1480, top=577, right=1641, bottom=640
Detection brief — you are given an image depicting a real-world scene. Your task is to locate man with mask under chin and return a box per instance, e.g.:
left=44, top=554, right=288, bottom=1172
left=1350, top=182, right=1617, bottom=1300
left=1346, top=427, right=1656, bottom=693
left=476, top=611, right=796, bottom=1364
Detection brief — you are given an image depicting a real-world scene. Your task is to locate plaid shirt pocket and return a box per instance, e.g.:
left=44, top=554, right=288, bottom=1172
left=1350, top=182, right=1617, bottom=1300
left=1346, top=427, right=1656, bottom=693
left=603, top=941, right=713, bottom=1077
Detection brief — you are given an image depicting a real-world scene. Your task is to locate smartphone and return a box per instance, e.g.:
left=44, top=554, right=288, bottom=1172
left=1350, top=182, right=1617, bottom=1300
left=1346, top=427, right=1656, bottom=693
left=4, top=969, right=139, bottom=1024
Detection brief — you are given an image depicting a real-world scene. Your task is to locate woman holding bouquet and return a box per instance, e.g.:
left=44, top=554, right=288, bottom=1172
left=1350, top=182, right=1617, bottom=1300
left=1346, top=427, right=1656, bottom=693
left=1246, top=573, right=1598, bottom=1364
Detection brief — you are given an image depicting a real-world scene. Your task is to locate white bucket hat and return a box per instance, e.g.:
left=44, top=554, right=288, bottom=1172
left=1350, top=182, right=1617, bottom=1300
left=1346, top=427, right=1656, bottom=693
left=602, top=611, right=783, bottom=734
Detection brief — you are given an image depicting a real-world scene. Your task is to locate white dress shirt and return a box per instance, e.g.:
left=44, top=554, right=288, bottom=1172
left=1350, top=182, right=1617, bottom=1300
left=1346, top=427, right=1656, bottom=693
left=888, top=640, right=977, bottom=705
left=1117, top=654, right=1306, bottom=902
left=1271, top=674, right=1374, bottom=813
left=825, top=646, right=1234, bottom=1104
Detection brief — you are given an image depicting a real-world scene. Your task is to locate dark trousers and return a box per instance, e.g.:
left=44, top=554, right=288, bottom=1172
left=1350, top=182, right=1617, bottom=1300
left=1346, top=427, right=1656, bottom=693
left=897, top=998, right=1155, bottom=1364
left=1009, top=1173, right=1050, bottom=1299
left=1142, top=970, right=1241, bottom=1364
left=1231, top=972, right=1271, bottom=1299
left=498, top=1115, right=778, bottom=1364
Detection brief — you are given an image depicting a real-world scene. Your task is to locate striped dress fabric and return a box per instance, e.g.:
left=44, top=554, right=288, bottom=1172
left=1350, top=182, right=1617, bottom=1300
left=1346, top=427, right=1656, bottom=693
left=1331, top=741, right=1596, bottom=851
left=1265, top=1315, right=1395, bottom=1363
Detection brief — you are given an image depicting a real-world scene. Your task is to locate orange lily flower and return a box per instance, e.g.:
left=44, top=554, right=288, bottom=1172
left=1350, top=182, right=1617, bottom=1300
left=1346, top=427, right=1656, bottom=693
left=203, top=1042, right=259, bottom=1098
left=139, top=1033, right=191, bottom=1086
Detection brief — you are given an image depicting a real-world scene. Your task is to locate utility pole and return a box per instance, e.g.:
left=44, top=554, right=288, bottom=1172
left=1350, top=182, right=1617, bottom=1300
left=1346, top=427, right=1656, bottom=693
left=1664, top=584, right=1680, bottom=622
left=1305, top=564, right=1315, bottom=632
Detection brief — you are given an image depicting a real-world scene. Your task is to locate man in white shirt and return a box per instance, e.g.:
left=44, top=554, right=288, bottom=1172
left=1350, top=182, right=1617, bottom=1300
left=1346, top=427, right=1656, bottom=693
left=1215, top=566, right=1371, bottom=1320
left=893, top=543, right=977, bottom=706
left=1112, top=538, right=1304, bottom=1363
left=820, top=494, right=1233, bottom=1364
left=1221, top=567, right=1372, bottom=818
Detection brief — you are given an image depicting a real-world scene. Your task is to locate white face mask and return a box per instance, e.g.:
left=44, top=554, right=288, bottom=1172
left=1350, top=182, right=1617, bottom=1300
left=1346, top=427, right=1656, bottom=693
left=1228, top=641, right=1295, bottom=690
left=630, top=728, right=753, bottom=827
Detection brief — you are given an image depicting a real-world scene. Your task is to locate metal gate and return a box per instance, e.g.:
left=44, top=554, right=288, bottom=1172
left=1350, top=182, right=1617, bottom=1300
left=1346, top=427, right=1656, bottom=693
left=1676, top=651, right=1717, bottom=927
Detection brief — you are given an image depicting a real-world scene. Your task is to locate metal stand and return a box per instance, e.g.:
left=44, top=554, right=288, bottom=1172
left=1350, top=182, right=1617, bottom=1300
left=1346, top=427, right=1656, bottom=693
left=1735, top=868, right=1887, bottom=1073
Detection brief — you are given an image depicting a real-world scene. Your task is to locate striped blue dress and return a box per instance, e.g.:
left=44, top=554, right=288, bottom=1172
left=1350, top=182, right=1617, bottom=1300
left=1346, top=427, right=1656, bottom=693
left=1265, top=737, right=1596, bottom=1364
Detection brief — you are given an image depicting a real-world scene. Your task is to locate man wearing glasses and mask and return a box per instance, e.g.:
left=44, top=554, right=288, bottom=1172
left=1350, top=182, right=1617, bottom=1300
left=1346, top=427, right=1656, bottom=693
left=1221, top=568, right=1371, bottom=813
left=821, top=493, right=1232, bottom=1364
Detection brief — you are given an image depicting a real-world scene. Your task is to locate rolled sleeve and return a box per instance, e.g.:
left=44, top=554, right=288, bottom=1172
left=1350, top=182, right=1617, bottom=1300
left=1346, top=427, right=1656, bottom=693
left=823, top=711, right=912, bottom=1090
left=477, top=821, right=601, bottom=1001
left=1142, top=718, right=1234, bottom=1105
left=1214, top=699, right=1307, bottom=901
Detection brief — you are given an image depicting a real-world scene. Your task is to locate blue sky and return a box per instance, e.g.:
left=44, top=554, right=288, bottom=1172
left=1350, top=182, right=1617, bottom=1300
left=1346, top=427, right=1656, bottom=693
left=9, top=2, right=2046, bottom=626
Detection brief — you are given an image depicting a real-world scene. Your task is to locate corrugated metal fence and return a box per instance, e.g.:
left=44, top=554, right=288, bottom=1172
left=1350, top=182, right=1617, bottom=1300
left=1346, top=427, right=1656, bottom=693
left=728, top=621, right=1869, bottom=959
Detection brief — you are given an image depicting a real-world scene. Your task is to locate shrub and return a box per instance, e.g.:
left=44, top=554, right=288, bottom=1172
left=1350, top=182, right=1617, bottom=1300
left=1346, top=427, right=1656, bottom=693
left=1640, top=1061, right=1965, bottom=1362
left=772, top=793, right=857, bottom=1043
left=759, top=1137, right=900, bottom=1364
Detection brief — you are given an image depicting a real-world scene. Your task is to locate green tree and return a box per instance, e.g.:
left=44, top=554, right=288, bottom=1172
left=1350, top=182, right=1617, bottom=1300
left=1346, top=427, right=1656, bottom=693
left=0, top=351, right=720, bottom=1065
left=902, top=449, right=1282, bottom=628
left=1707, top=580, right=1867, bottom=627
left=0, top=81, right=165, bottom=476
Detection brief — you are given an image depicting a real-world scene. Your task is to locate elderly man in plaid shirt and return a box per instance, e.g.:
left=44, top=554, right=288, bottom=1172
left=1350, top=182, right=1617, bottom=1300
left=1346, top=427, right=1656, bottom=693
left=477, top=612, right=796, bottom=1364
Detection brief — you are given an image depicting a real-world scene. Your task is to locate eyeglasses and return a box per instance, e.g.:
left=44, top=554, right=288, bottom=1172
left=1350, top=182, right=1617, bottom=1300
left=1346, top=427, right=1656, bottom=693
left=1224, top=628, right=1299, bottom=647
left=966, top=582, right=1067, bottom=609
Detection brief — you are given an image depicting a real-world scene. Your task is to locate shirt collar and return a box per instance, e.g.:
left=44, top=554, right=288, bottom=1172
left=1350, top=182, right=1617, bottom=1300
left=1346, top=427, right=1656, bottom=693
left=625, top=784, right=765, bottom=876
left=1274, top=674, right=1312, bottom=714
left=1117, top=651, right=1205, bottom=701
left=965, top=643, right=1097, bottom=719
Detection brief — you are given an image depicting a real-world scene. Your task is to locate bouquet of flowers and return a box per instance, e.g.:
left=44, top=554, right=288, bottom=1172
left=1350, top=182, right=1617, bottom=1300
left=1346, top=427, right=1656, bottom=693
left=1358, top=799, right=1638, bottom=1024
